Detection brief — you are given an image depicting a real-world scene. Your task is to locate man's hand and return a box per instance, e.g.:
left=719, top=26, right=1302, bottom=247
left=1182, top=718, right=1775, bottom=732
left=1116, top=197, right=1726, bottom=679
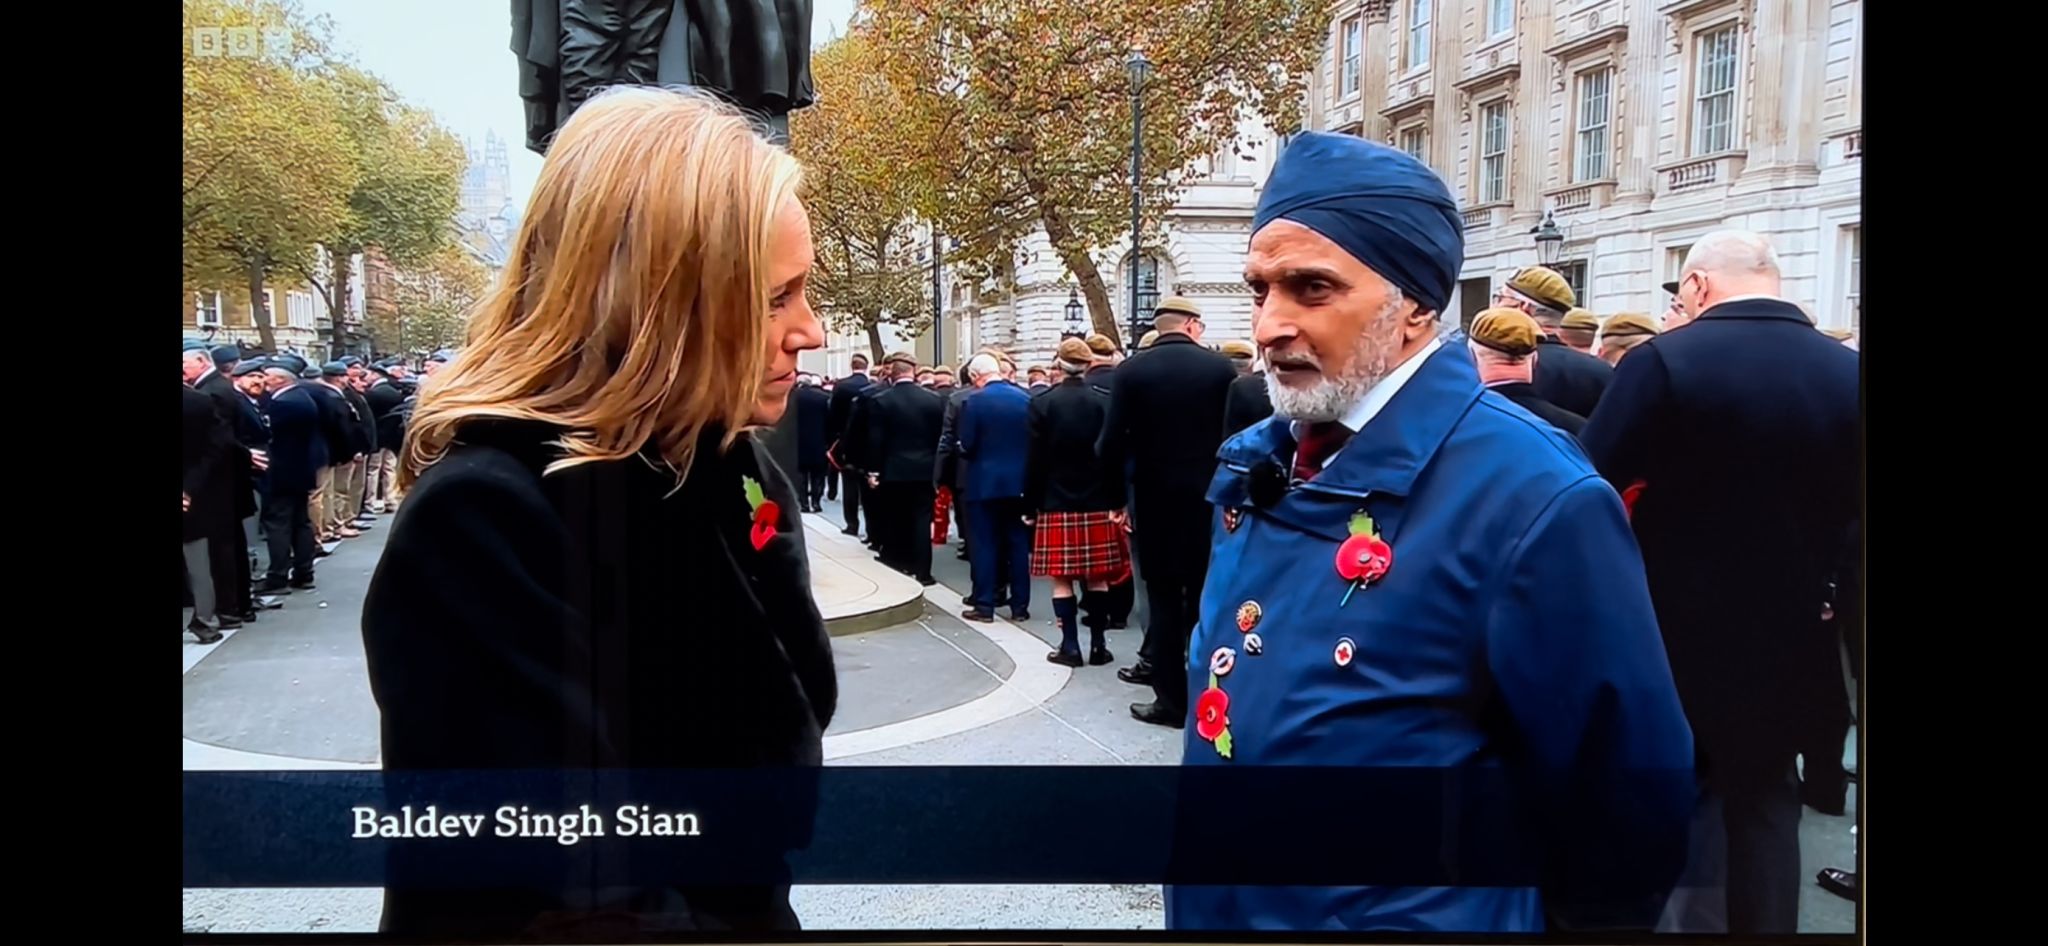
left=1109, top=508, right=1131, bottom=533
left=249, top=449, right=270, bottom=472
left=866, top=473, right=880, bottom=489
left=1021, top=514, right=1035, bottom=527
left=183, top=492, right=191, bottom=512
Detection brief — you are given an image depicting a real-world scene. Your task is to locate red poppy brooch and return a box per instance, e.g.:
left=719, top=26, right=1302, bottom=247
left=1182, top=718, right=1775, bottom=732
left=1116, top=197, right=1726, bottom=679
left=1336, top=512, right=1392, bottom=607
left=742, top=476, right=781, bottom=551
left=1197, top=670, right=1233, bottom=759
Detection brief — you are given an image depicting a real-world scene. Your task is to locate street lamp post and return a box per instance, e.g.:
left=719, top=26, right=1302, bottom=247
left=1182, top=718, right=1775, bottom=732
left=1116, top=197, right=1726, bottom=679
left=1530, top=210, right=1566, bottom=267
left=1127, top=50, right=1151, bottom=349
left=931, top=228, right=944, bottom=363
left=1062, top=288, right=1086, bottom=340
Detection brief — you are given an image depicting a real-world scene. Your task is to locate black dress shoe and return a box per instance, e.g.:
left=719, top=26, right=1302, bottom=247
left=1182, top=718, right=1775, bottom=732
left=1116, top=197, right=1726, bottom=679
left=841, top=526, right=860, bottom=537
left=1046, top=650, right=1083, bottom=667
left=216, top=615, right=244, bottom=630
left=960, top=609, right=994, bottom=623
left=1089, top=645, right=1114, bottom=666
left=290, top=577, right=317, bottom=591
left=189, top=623, right=224, bottom=645
left=1130, top=701, right=1185, bottom=729
left=1816, top=868, right=1856, bottom=901
left=1117, top=661, right=1156, bottom=686
left=917, top=575, right=938, bottom=587
left=1009, top=609, right=1030, bottom=622
left=254, top=578, right=292, bottom=595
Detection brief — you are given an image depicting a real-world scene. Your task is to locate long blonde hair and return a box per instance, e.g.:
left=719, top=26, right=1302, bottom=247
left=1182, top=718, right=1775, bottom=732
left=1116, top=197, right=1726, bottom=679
left=399, top=87, right=803, bottom=490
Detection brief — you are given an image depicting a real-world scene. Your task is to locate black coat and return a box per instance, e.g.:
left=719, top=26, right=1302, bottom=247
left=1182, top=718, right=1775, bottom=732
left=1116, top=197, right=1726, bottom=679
left=1097, top=333, right=1238, bottom=502
left=933, top=385, right=977, bottom=488
left=862, top=380, right=945, bottom=485
left=825, top=372, right=871, bottom=456
left=1084, top=363, right=1115, bottom=396
left=1581, top=298, right=1859, bottom=764
left=362, top=419, right=832, bottom=935
left=182, top=385, right=232, bottom=543
left=1026, top=375, right=1121, bottom=513
left=365, top=379, right=408, bottom=451
left=263, top=384, right=329, bottom=495
left=194, top=370, right=260, bottom=519
left=793, top=384, right=830, bottom=471
left=1532, top=336, right=1612, bottom=417
left=344, top=385, right=379, bottom=454
left=518, top=0, right=817, bottom=155
left=1222, top=372, right=1274, bottom=438
left=1487, top=381, right=1587, bottom=437
left=308, top=382, right=360, bottom=465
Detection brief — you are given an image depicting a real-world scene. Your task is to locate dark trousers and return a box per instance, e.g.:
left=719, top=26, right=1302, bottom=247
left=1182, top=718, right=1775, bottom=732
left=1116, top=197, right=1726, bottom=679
left=1131, top=490, right=1213, bottom=715
left=800, top=468, right=828, bottom=509
left=965, top=498, right=1032, bottom=615
left=1657, top=755, right=1803, bottom=934
left=839, top=470, right=866, bottom=532
left=207, top=509, right=250, bottom=618
left=825, top=471, right=838, bottom=501
left=1104, top=574, right=1134, bottom=623
left=877, top=482, right=934, bottom=580
left=261, top=489, right=317, bottom=582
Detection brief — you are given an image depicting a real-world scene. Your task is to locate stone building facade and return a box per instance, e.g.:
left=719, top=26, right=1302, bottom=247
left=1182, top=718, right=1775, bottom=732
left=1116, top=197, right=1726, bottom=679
left=1304, top=0, right=1861, bottom=331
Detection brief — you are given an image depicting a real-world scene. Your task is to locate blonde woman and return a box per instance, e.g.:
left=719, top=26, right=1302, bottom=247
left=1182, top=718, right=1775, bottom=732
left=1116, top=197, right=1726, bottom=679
left=361, top=88, right=829, bottom=935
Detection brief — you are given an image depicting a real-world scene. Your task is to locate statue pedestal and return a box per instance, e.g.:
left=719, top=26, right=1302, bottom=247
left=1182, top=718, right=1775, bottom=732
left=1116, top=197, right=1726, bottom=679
left=801, top=513, right=925, bottom=635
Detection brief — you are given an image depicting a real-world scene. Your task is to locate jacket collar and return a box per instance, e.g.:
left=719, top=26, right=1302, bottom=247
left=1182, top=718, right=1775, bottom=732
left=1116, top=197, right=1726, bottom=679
left=1698, top=296, right=1811, bottom=325
left=1218, top=343, right=1481, bottom=501
left=1150, top=332, right=1200, bottom=348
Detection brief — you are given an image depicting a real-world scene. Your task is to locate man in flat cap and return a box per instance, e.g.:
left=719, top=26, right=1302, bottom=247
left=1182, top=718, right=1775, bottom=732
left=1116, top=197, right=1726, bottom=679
left=1580, top=231, right=1859, bottom=935
left=1492, top=267, right=1612, bottom=416
left=1171, top=131, right=1692, bottom=932
left=1024, top=337, right=1130, bottom=664
left=1559, top=308, right=1602, bottom=355
left=1097, top=294, right=1239, bottom=727
left=1220, top=339, right=1274, bottom=438
left=1597, top=313, right=1661, bottom=367
left=1468, top=307, right=1587, bottom=437
left=1082, top=332, right=1137, bottom=631
left=254, top=362, right=325, bottom=594
left=863, top=351, right=945, bottom=585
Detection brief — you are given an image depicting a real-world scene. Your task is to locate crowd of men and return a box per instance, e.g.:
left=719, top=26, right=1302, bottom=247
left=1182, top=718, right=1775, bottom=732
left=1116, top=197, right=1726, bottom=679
left=181, top=341, right=453, bottom=644
left=800, top=227, right=1860, bottom=926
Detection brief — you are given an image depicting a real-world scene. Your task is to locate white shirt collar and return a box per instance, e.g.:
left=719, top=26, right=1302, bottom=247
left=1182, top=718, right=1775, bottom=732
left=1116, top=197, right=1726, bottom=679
left=1713, top=292, right=1785, bottom=306
left=1288, top=336, right=1442, bottom=466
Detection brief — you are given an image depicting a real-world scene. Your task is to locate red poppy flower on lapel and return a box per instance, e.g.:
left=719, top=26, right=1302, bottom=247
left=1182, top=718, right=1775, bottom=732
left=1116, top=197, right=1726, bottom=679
left=1335, top=512, right=1391, bottom=606
left=1196, top=675, right=1233, bottom=758
left=1620, top=480, right=1647, bottom=520
left=743, top=477, right=780, bottom=551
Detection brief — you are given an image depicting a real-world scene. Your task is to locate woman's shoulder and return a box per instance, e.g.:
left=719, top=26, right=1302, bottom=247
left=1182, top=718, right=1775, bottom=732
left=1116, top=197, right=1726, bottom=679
left=402, top=442, right=560, bottom=532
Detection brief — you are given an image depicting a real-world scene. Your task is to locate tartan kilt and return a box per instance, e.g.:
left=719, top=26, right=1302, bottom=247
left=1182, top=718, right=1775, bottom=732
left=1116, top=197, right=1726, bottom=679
left=1030, top=510, right=1131, bottom=578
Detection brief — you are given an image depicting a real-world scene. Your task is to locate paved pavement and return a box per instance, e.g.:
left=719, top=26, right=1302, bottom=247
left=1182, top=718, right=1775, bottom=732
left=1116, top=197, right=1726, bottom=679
left=181, top=495, right=1855, bottom=933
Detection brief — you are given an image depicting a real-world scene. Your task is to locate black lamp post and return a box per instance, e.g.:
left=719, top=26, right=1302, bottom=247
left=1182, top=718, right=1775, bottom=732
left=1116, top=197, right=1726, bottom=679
left=1127, top=49, right=1151, bottom=349
left=1062, top=288, right=1086, bottom=340
left=1530, top=210, right=1566, bottom=267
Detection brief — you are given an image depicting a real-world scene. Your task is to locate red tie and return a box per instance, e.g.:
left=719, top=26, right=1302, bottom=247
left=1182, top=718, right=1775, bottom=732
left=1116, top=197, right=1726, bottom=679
left=1293, top=422, right=1354, bottom=482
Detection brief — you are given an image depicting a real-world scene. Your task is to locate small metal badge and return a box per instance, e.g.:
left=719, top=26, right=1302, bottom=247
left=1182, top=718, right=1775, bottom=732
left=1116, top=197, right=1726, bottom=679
left=1243, top=632, right=1264, bottom=656
left=1209, top=646, right=1237, bottom=677
left=1223, top=508, right=1243, bottom=532
left=1235, top=601, right=1262, bottom=633
left=1333, top=637, right=1356, bottom=667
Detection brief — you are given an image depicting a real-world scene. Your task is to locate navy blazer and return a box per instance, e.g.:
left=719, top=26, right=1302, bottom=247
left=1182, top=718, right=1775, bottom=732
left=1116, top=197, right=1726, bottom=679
left=1580, top=297, right=1859, bottom=760
left=264, top=384, right=330, bottom=496
left=956, top=380, right=1033, bottom=502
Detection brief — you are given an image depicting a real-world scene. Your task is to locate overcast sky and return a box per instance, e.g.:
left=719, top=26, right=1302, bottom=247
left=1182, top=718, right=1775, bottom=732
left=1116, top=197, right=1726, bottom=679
left=300, top=0, right=861, bottom=205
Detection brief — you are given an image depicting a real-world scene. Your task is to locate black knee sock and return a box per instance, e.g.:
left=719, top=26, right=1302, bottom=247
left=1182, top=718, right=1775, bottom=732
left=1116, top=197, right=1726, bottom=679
left=1053, top=597, right=1079, bottom=653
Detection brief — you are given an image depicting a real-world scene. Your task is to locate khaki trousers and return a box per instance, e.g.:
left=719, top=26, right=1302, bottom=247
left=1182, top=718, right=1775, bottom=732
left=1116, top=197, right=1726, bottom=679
left=311, top=466, right=335, bottom=538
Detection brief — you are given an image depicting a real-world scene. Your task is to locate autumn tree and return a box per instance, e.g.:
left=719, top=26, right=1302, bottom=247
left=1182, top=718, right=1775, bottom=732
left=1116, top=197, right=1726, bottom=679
left=864, top=0, right=1331, bottom=346
left=183, top=0, right=356, bottom=352
left=375, top=245, right=490, bottom=355
left=790, top=33, right=940, bottom=362
left=299, top=64, right=466, bottom=355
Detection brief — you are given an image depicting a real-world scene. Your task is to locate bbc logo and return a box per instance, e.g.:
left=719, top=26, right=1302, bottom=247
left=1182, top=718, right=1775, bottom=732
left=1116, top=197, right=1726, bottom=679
left=190, top=26, right=292, bottom=60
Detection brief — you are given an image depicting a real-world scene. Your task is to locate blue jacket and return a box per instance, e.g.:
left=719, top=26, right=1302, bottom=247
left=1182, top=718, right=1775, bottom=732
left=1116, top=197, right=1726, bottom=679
left=264, top=384, right=329, bottom=496
left=1168, top=344, right=1694, bottom=933
left=956, top=380, right=1033, bottom=502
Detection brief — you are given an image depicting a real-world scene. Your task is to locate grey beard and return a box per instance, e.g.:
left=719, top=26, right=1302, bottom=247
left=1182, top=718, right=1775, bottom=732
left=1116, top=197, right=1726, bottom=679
left=1270, top=341, right=1392, bottom=423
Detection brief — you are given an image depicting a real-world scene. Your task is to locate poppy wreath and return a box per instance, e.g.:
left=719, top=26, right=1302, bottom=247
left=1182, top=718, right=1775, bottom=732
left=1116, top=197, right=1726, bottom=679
left=742, top=476, right=781, bottom=552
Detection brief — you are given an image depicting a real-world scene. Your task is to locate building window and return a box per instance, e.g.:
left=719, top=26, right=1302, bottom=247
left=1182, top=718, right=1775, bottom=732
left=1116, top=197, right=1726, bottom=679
left=1480, top=101, right=1508, bottom=203
left=1692, top=25, right=1741, bottom=155
left=1665, top=244, right=1693, bottom=285
left=1341, top=17, right=1362, bottom=97
left=1574, top=69, right=1612, bottom=182
left=1489, top=0, right=1514, bottom=38
left=195, top=291, right=222, bottom=327
left=1843, top=225, right=1861, bottom=333
left=1126, top=255, right=1161, bottom=326
left=1399, top=125, right=1428, bottom=164
left=1407, top=0, right=1432, bottom=71
left=1556, top=260, right=1588, bottom=308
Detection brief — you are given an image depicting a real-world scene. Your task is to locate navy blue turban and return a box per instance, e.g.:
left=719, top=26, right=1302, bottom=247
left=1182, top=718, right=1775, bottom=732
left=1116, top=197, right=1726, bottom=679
left=1252, top=132, right=1465, bottom=314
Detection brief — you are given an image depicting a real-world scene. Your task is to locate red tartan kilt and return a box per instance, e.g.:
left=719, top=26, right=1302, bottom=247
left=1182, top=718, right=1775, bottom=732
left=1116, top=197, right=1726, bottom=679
left=1030, top=510, right=1131, bottom=578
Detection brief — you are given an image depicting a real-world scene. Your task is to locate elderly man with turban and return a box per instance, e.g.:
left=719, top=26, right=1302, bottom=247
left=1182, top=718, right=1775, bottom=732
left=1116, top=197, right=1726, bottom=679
left=1168, top=132, right=1694, bottom=933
